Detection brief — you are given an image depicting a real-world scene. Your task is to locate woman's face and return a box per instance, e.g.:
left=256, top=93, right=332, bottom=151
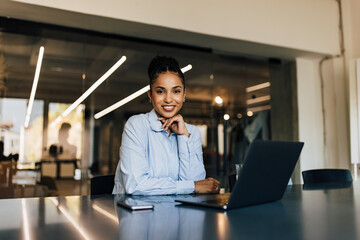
left=148, top=71, right=186, bottom=119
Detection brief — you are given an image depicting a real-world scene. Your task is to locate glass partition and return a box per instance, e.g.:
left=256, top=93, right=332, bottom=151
left=0, top=17, right=277, bottom=197
left=0, top=98, right=43, bottom=168
left=47, top=103, right=84, bottom=160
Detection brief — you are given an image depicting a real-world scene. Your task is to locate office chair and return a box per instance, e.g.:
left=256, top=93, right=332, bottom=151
left=229, top=174, right=236, bottom=192
left=90, top=174, right=115, bottom=195
left=39, top=176, right=58, bottom=196
left=302, top=169, right=353, bottom=184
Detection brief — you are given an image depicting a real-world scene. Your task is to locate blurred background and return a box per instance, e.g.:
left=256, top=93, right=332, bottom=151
left=0, top=0, right=358, bottom=198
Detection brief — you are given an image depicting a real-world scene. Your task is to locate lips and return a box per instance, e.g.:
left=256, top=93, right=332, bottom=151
left=162, top=105, right=175, bottom=112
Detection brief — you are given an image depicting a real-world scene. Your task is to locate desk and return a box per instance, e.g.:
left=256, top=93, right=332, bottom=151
left=0, top=182, right=360, bottom=240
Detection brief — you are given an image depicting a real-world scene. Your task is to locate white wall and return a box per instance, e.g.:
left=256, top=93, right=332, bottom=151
left=343, top=0, right=360, bottom=59
left=343, top=0, right=360, bottom=178
left=11, top=0, right=340, bottom=55
left=297, top=56, right=350, bottom=174
left=296, top=58, right=325, bottom=171
left=349, top=60, right=359, bottom=169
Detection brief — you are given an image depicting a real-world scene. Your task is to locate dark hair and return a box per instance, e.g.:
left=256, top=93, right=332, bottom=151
left=147, top=56, right=185, bottom=88
left=59, top=122, right=71, bottom=131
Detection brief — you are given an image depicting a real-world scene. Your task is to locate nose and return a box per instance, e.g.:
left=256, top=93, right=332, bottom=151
left=164, top=92, right=172, bottom=103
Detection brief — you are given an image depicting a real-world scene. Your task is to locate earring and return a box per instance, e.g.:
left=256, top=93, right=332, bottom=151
left=149, top=99, right=152, bottom=103
left=183, top=99, right=186, bottom=103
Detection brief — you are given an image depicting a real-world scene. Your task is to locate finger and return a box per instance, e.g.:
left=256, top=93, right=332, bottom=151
left=213, top=184, right=220, bottom=193
left=158, top=117, right=167, bottom=123
left=161, top=119, right=169, bottom=129
left=174, top=114, right=184, bottom=122
left=165, top=117, right=179, bottom=130
left=207, top=177, right=220, bottom=185
left=167, top=116, right=180, bottom=125
left=214, top=179, right=221, bottom=185
left=164, top=119, right=175, bottom=131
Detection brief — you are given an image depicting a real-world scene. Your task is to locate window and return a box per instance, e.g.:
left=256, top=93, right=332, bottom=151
left=0, top=98, right=43, bottom=167
left=47, top=103, right=84, bottom=160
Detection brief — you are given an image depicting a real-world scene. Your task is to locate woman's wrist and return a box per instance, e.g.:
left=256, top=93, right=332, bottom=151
left=183, top=130, right=190, bottom=138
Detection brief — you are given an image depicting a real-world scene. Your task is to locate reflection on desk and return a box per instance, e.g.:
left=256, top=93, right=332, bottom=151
left=0, top=183, right=360, bottom=239
left=115, top=195, right=205, bottom=240
left=0, top=161, right=49, bottom=199
left=0, top=184, right=48, bottom=199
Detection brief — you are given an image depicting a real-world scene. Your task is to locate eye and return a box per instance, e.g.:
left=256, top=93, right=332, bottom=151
left=174, top=89, right=181, bottom=94
left=156, top=90, right=164, bottom=94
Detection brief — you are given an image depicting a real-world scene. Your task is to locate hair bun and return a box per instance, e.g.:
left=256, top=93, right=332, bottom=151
left=148, top=56, right=185, bottom=88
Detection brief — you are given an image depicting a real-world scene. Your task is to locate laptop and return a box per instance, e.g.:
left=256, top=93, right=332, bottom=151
left=175, top=140, right=304, bottom=210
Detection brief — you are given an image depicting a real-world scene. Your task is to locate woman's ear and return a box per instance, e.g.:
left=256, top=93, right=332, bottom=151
left=147, top=90, right=152, bottom=103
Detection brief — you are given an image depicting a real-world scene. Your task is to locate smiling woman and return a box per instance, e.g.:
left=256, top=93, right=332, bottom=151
left=113, top=56, right=220, bottom=195
left=148, top=71, right=189, bottom=137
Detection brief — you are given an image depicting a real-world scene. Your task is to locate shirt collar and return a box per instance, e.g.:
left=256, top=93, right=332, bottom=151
left=148, top=109, right=163, bottom=132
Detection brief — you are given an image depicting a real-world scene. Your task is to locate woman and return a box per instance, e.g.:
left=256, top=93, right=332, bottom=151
left=113, top=56, right=220, bottom=195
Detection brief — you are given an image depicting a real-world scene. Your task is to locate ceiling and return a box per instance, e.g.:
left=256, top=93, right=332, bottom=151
left=0, top=18, right=271, bottom=120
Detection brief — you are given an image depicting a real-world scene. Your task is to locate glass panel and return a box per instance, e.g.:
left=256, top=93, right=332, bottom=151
left=0, top=18, right=278, bottom=194
left=0, top=98, right=43, bottom=168
left=47, top=103, right=84, bottom=160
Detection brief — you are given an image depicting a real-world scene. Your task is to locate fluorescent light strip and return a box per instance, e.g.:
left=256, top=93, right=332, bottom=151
left=94, top=85, right=150, bottom=119
left=21, top=199, right=31, bottom=240
left=24, top=46, right=44, bottom=128
left=50, top=198, right=91, bottom=240
left=247, top=105, right=271, bottom=113
left=62, top=56, right=126, bottom=118
left=181, top=64, right=192, bottom=73
left=92, top=204, right=118, bottom=223
left=246, top=82, right=270, bottom=93
left=94, top=64, right=192, bottom=119
left=50, top=56, right=126, bottom=127
left=51, top=116, right=63, bottom=127
left=246, top=95, right=271, bottom=105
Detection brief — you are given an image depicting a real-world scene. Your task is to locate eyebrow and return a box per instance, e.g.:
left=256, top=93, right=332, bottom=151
left=155, top=86, right=183, bottom=89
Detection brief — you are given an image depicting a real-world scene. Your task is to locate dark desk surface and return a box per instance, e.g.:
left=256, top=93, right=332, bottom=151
left=1, top=182, right=360, bottom=240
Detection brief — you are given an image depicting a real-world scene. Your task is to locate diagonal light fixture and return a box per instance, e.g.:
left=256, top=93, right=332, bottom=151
left=246, top=82, right=270, bottom=93
left=246, top=95, right=271, bottom=105
left=94, top=64, right=192, bottom=119
left=50, top=56, right=127, bottom=127
left=24, top=46, right=44, bottom=128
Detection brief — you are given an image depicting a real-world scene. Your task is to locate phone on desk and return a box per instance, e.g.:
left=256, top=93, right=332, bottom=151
left=117, top=201, right=154, bottom=211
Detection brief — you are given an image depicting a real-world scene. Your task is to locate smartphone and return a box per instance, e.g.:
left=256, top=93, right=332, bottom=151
left=117, top=201, right=154, bottom=211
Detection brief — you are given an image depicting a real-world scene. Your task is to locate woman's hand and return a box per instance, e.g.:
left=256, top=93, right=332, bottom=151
left=158, top=114, right=190, bottom=137
left=194, top=178, right=221, bottom=194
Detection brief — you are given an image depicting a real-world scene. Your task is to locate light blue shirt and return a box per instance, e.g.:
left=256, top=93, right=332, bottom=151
left=113, top=109, right=206, bottom=195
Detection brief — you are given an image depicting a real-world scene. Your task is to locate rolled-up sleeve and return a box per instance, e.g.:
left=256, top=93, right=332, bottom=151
left=177, top=125, right=206, bottom=182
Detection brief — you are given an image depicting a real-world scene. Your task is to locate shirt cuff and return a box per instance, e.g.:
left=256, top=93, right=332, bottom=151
left=176, top=180, right=195, bottom=194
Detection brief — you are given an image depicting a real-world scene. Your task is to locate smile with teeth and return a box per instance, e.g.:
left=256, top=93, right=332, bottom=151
left=163, top=105, right=175, bottom=111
